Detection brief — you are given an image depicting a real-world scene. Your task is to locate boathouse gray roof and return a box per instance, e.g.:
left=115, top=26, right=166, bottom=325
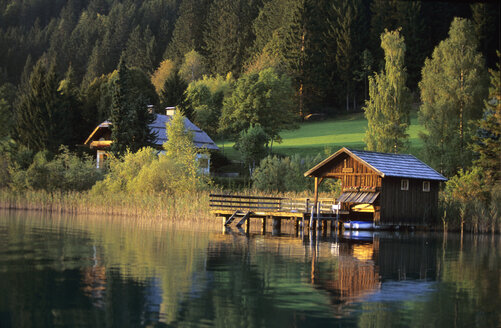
left=304, top=147, right=447, bottom=181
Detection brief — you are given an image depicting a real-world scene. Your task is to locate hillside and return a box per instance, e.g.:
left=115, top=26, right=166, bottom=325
left=217, top=112, right=425, bottom=160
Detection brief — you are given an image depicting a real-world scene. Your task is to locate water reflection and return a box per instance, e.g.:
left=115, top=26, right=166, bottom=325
left=0, top=211, right=500, bottom=327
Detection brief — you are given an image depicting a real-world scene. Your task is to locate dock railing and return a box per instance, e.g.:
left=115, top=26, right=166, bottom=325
left=209, top=194, right=337, bottom=214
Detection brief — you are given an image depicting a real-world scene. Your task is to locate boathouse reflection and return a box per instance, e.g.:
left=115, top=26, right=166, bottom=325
left=207, top=230, right=439, bottom=314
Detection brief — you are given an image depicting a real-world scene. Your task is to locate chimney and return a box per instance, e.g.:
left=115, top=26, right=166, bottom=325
left=147, top=105, right=154, bottom=114
left=166, top=106, right=176, bottom=116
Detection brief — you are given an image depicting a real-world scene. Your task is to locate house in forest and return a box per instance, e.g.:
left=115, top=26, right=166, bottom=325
left=84, top=108, right=219, bottom=173
left=304, top=147, right=447, bottom=227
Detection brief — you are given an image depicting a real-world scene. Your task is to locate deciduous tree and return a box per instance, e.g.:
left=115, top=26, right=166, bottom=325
left=419, top=18, right=488, bottom=176
left=364, top=29, right=411, bottom=153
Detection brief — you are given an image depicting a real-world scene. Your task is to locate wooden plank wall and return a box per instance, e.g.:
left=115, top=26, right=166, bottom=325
left=320, top=153, right=382, bottom=189
left=379, top=178, right=439, bottom=225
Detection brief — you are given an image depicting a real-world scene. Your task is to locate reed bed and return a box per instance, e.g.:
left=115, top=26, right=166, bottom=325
left=0, top=189, right=214, bottom=222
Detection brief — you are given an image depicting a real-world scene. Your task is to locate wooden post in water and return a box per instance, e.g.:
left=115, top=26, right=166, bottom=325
left=316, top=202, right=322, bottom=230
left=272, top=217, right=281, bottom=235
left=262, top=216, right=267, bottom=234
left=246, top=216, right=251, bottom=233
left=309, top=205, right=315, bottom=230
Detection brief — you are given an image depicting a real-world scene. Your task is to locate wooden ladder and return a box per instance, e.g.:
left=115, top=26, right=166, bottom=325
left=225, top=210, right=251, bottom=227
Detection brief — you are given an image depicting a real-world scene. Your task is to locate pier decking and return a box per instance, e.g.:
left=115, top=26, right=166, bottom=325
left=209, top=194, right=348, bottom=232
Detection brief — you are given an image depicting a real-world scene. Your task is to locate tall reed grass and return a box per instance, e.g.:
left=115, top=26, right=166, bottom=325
left=0, top=189, right=213, bottom=222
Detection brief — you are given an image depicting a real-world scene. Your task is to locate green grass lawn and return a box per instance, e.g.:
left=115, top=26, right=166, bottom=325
left=217, top=112, right=425, bottom=160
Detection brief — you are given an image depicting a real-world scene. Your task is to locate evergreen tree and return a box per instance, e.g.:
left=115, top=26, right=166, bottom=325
left=364, top=29, right=411, bottom=153
left=123, top=25, right=156, bottom=74
left=419, top=18, right=488, bottom=176
left=325, top=0, right=361, bottom=112
left=110, top=59, right=156, bottom=155
left=164, top=0, right=211, bottom=63
left=471, top=52, right=500, bottom=185
left=204, top=0, right=258, bottom=76
left=471, top=3, right=500, bottom=69
left=0, top=82, right=16, bottom=138
left=160, top=70, right=188, bottom=110
left=15, top=61, right=73, bottom=153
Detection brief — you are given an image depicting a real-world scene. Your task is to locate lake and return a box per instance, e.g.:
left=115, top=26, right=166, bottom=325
left=0, top=210, right=499, bottom=327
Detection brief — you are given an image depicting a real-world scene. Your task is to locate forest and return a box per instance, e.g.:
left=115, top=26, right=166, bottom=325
left=0, top=0, right=500, bottom=232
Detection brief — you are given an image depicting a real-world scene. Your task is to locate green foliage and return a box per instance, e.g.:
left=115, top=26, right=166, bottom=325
left=252, top=154, right=342, bottom=193
left=419, top=17, right=488, bottom=176
left=110, top=59, right=156, bottom=155
left=178, top=50, right=208, bottom=83
left=151, top=59, right=176, bottom=94
left=163, top=110, right=199, bottom=181
left=440, top=166, right=496, bottom=232
left=8, top=146, right=103, bottom=192
left=220, top=67, right=297, bottom=143
left=15, top=61, right=76, bottom=153
left=204, top=0, right=257, bottom=76
left=234, top=125, right=269, bottom=174
left=122, top=25, right=156, bottom=74
left=160, top=70, right=188, bottom=110
left=470, top=52, right=500, bottom=185
left=93, top=111, right=205, bottom=197
left=91, top=147, right=157, bottom=194
left=325, top=0, right=363, bottom=112
left=164, top=0, right=211, bottom=63
left=364, top=28, right=411, bottom=153
left=186, top=74, right=233, bottom=138
left=0, top=83, right=16, bottom=138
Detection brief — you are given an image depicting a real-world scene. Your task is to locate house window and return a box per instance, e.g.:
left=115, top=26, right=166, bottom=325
left=423, top=181, right=430, bottom=192
left=401, top=179, right=409, bottom=191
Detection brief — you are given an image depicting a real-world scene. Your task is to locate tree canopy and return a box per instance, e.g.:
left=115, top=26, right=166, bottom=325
left=364, top=28, right=411, bottom=153
left=419, top=17, right=488, bottom=176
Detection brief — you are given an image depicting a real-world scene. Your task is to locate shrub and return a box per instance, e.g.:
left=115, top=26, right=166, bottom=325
left=441, top=166, right=492, bottom=232
left=252, top=154, right=342, bottom=194
left=8, top=146, right=103, bottom=192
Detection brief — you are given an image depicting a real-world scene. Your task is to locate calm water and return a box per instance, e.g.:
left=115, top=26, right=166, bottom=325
left=0, top=211, right=500, bottom=328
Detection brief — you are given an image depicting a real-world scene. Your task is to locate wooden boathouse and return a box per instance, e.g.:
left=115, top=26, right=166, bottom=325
left=210, top=147, right=447, bottom=231
left=305, top=147, right=448, bottom=227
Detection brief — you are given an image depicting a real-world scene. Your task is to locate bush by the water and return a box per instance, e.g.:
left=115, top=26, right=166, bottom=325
left=8, top=146, right=103, bottom=192
left=91, top=147, right=207, bottom=196
left=441, top=167, right=500, bottom=233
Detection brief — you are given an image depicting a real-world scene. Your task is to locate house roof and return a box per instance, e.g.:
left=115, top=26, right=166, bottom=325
left=150, top=114, right=219, bottom=150
left=304, top=147, right=447, bottom=181
left=84, top=114, right=219, bottom=151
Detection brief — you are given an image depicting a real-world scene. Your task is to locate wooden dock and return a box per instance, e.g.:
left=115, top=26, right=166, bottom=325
left=209, top=194, right=348, bottom=233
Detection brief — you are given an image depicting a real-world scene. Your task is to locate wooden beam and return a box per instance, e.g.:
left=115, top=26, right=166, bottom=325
left=314, top=177, right=319, bottom=211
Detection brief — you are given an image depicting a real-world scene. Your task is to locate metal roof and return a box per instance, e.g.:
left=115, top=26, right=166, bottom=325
left=304, top=147, right=447, bottom=181
left=338, top=191, right=380, bottom=204
left=85, top=115, right=219, bottom=151
left=149, top=114, right=219, bottom=150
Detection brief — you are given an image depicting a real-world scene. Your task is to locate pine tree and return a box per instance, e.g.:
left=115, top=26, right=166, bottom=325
left=204, top=0, right=258, bottom=76
left=164, top=0, right=211, bottom=63
left=160, top=70, right=188, bottom=109
left=419, top=18, right=488, bottom=176
left=325, top=0, right=361, bottom=112
left=471, top=52, right=500, bottom=185
left=123, top=25, right=156, bottom=74
left=110, top=59, right=155, bottom=155
left=364, top=29, right=411, bottom=153
left=15, top=61, right=72, bottom=153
